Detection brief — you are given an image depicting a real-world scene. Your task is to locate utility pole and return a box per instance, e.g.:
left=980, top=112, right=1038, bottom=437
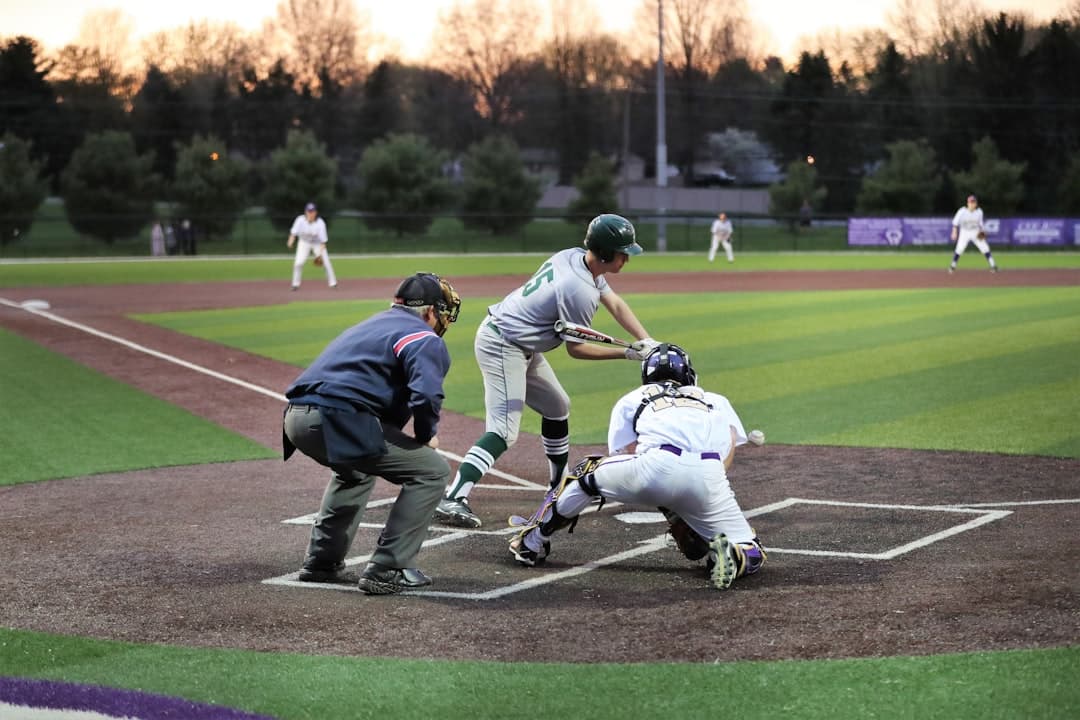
left=656, top=0, right=667, bottom=252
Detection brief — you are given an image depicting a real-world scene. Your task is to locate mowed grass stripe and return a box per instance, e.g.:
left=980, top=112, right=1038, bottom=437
left=746, top=340, right=1080, bottom=453
left=0, top=329, right=275, bottom=485
left=710, top=300, right=1080, bottom=404
left=822, top=374, right=1080, bottom=456
left=134, top=288, right=1080, bottom=456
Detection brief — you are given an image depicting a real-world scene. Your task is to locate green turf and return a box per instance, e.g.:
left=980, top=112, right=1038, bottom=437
left=1, top=628, right=1076, bottom=720
left=137, top=286, right=1080, bottom=457
left=0, top=328, right=275, bottom=485
left=2, top=250, right=1079, bottom=287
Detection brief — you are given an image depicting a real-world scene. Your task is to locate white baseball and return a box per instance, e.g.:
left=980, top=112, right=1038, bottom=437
left=748, top=429, right=765, bottom=446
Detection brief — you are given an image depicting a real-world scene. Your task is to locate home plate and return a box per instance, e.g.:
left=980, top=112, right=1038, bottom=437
left=614, top=511, right=666, bottom=524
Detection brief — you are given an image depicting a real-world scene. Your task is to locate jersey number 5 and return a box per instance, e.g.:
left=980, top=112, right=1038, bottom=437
left=522, top=262, right=554, bottom=297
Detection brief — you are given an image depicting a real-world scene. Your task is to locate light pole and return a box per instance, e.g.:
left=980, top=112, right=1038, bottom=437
left=656, top=0, right=667, bottom=251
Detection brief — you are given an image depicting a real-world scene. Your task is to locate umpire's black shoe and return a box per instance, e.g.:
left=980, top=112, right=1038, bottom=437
left=297, top=561, right=348, bottom=583
left=357, top=563, right=433, bottom=595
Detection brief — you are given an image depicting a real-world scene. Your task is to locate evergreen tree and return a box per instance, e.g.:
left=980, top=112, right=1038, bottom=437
left=460, top=135, right=541, bottom=235
left=172, top=135, right=249, bottom=239
left=262, top=130, right=337, bottom=233
left=566, top=152, right=618, bottom=224
left=353, top=133, right=457, bottom=236
left=61, top=131, right=157, bottom=243
left=856, top=139, right=940, bottom=214
left=950, top=136, right=1026, bottom=213
left=0, top=133, right=49, bottom=246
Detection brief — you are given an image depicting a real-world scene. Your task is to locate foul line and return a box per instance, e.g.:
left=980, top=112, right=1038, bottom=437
left=0, top=296, right=545, bottom=490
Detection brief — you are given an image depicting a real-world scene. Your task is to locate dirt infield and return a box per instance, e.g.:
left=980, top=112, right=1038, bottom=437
left=1, top=268, right=1077, bottom=663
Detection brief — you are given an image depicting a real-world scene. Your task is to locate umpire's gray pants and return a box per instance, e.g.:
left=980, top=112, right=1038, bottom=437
left=284, top=405, right=450, bottom=570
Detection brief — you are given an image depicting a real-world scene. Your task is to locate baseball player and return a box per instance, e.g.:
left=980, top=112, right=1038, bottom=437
left=433, top=213, right=660, bottom=529
left=949, top=194, right=998, bottom=274
left=282, top=272, right=461, bottom=594
left=708, top=212, right=734, bottom=263
left=287, top=202, right=338, bottom=290
left=508, top=343, right=766, bottom=590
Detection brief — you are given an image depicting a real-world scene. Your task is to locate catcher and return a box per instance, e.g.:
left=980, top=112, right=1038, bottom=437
left=508, top=343, right=766, bottom=590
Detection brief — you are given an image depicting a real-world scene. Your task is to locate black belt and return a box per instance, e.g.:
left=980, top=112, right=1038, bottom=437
left=659, top=444, right=722, bottom=461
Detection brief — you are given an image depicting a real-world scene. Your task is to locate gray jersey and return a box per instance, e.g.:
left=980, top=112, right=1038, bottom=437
left=489, top=247, right=611, bottom=353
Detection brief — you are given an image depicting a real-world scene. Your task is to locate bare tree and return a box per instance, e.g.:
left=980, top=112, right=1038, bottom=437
left=887, top=0, right=984, bottom=57
left=430, top=0, right=542, bottom=127
left=140, top=21, right=254, bottom=85
left=265, top=0, right=372, bottom=91
left=794, top=27, right=893, bottom=83
left=630, top=0, right=759, bottom=70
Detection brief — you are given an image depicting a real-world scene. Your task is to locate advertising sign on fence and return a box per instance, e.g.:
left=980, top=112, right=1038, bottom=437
left=848, top=217, right=1078, bottom=247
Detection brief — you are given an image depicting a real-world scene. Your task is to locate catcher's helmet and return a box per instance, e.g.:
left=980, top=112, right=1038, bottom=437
left=585, top=214, right=642, bottom=262
left=641, top=343, right=696, bottom=387
left=394, top=272, right=461, bottom=335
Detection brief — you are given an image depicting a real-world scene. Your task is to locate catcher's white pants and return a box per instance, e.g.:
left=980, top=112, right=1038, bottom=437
left=556, top=447, right=755, bottom=544
left=475, top=319, right=570, bottom=447
left=953, top=232, right=991, bottom=257
left=292, top=240, right=337, bottom=287
left=709, top=234, right=733, bottom=262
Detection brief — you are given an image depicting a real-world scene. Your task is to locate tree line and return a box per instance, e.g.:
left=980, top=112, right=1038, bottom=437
left=2, top=0, right=1080, bottom=246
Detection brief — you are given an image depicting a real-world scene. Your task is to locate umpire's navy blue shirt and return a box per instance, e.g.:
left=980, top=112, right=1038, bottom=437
left=285, top=306, right=451, bottom=443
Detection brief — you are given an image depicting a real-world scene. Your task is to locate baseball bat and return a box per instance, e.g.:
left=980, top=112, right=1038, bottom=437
left=554, top=320, right=632, bottom=348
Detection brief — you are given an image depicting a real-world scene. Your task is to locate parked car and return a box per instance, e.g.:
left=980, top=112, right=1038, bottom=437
left=688, top=163, right=736, bottom=187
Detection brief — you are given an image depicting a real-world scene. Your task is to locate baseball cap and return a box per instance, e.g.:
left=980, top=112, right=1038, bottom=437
left=304, top=202, right=317, bottom=212
left=394, top=272, right=445, bottom=307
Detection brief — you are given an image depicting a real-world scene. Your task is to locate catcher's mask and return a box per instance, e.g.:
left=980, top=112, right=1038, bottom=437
left=393, top=272, right=461, bottom=336
left=641, top=343, right=696, bottom=386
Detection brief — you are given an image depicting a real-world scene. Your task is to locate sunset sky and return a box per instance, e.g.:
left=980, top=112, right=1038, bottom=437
left=3, top=0, right=1071, bottom=62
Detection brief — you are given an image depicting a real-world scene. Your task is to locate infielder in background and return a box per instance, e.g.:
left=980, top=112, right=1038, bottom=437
left=708, top=211, right=734, bottom=263
left=287, top=202, right=338, bottom=290
left=282, top=272, right=461, bottom=594
left=434, top=213, right=660, bottom=529
left=949, top=194, right=998, bottom=274
left=508, top=343, right=766, bottom=590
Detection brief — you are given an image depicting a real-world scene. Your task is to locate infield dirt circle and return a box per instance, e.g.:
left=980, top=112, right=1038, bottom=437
left=0, top=268, right=1077, bottom=663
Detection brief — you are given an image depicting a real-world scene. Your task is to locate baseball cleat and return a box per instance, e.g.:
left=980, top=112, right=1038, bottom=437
left=509, top=534, right=550, bottom=567
left=297, top=561, right=348, bottom=583
left=947, top=266, right=955, bottom=274
left=357, top=564, right=432, bottom=595
left=434, top=496, right=482, bottom=528
left=707, top=534, right=737, bottom=590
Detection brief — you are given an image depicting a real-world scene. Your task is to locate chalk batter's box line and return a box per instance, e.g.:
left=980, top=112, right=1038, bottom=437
left=263, top=496, right=1014, bottom=599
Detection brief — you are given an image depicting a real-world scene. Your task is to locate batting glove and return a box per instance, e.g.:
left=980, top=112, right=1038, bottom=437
left=625, top=337, right=659, bottom=361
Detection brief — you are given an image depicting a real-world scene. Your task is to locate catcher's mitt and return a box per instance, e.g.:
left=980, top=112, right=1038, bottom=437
left=977, top=231, right=987, bottom=240
left=662, top=508, right=710, bottom=560
left=313, top=253, right=324, bottom=267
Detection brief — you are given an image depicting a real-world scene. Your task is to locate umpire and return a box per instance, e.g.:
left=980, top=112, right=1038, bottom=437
left=282, top=272, right=461, bottom=594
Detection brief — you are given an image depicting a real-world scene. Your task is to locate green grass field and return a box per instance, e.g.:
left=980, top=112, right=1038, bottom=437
left=137, top=286, right=1080, bottom=457
left=2, top=628, right=1076, bottom=720
left=3, top=255, right=1079, bottom=718
left=0, top=328, right=274, bottom=485
left=3, top=250, right=1080, bottom=287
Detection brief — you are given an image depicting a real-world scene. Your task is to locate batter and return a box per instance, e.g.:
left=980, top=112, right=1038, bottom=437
left=434, top=214, right=659, bottom=528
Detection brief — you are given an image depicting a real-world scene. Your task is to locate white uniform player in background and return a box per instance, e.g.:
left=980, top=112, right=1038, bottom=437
left=287, top=202, right=338, bottom=290
left=434, top=214, right=659, bottom=529
left=508, top=343, right=766, bottom=590
left=949, top=194, right=998, bottom=274
left=709, top=211, right=734, bottom=263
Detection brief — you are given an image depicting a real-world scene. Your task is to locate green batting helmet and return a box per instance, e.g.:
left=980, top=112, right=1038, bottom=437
left=585, top=214, right=642, bottom=262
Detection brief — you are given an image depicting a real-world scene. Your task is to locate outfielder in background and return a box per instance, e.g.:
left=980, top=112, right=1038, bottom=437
left=434, top=213, right=660, bottom=529
left=282, top=272, right=461, bottom=594
left=949, top=194, right=998, bottom=274
left=508, top=343, right=766, bottom=590
left=287, top=202, right=338, bottom=290
left=708, top=211, right=734, bottom=263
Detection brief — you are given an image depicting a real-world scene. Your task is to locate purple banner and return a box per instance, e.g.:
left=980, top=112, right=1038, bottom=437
left=1008, top=218, right=1068, bottom=246
left=848, top=217, right=1080, bottom=246
left=847, top=218, right=904, bottom=246
left=902, top=217, right=952, bottom=246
